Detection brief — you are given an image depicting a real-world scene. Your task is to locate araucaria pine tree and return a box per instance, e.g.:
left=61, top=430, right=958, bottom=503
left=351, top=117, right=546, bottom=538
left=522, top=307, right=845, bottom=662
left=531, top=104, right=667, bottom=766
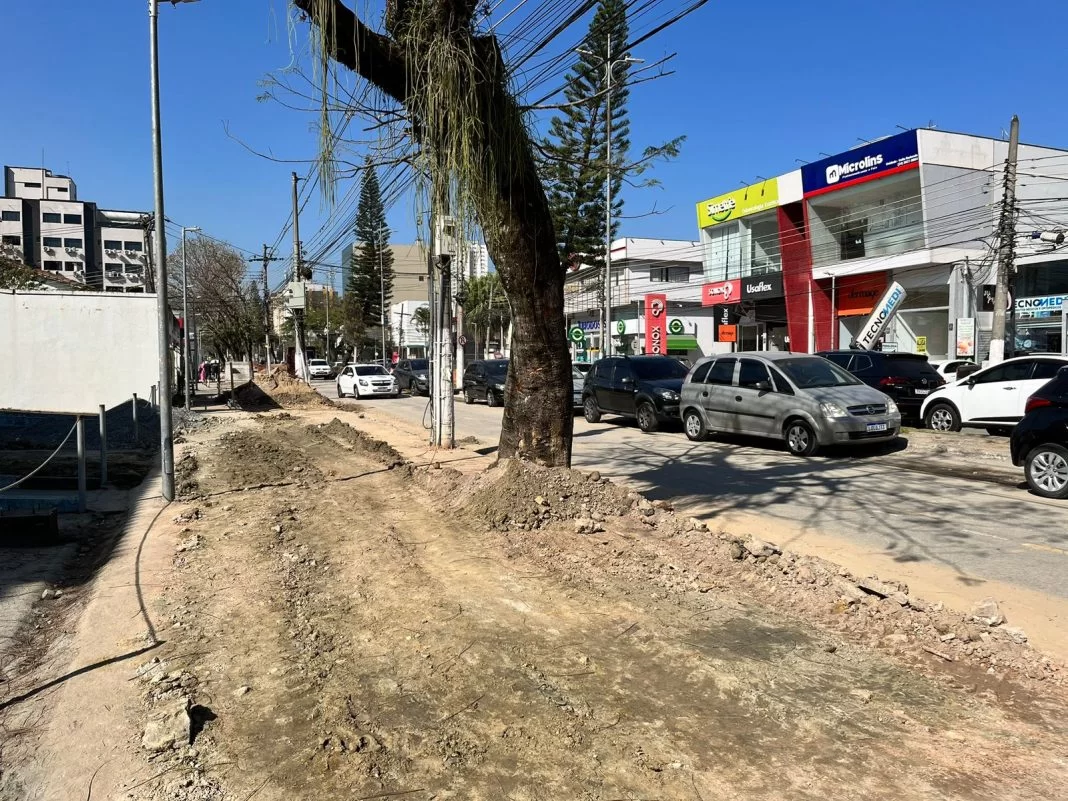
left=346, top=159, right=395, bottom=347
left=541, top=0, right=682, bottom=270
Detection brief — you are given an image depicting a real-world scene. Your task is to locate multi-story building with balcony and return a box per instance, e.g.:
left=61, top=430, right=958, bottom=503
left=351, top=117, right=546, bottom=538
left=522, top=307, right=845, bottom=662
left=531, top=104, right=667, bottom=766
left=2, top=165, right=149, bottom=292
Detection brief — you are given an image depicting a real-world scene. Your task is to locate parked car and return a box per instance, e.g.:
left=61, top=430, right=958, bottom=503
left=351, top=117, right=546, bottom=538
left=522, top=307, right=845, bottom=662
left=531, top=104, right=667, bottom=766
left=336, top=364, right=398, bottom=398
left=573, top=362, right=593, bottom=375
left=921, top=355, right=1068, bottom=433
left=817, top=350, right=943, bottom=420
left=680, top=352, right=900, bottom=456
left=582, top=355, right=688, bottom=433
left=462, top=359, right=509, bottom=406
left=1009, top=366, right=1068, bottom=499
left=307, top=358, right=334, bottom=380
left=931, top=359, right=976, bottom=383
left=394, top=358, right=430, bottom=395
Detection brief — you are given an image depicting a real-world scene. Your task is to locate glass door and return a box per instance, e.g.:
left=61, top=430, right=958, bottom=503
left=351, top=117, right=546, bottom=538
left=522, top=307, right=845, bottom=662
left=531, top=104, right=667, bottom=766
left=738, top=322, right=766, bottom=351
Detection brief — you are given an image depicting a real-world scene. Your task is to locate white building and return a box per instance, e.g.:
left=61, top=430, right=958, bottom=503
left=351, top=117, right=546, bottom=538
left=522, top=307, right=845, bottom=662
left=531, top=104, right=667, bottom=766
left=462, top=242, right=490, bottom=281
left=390, top=300, right=429, bottom=358
left=2, top=165, right=149, bottom=292
left=564, top=238, right=712, bottom=360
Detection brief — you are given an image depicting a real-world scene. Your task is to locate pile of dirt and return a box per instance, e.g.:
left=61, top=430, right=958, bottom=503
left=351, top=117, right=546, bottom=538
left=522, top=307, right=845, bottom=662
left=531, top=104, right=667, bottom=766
left=235, top=371, right=336, bottom=411
left=308, top=418, right=404, bottom=465
left=460, top=459, right=635, bottom=533
left=427, top=458, right=1064, bottom=688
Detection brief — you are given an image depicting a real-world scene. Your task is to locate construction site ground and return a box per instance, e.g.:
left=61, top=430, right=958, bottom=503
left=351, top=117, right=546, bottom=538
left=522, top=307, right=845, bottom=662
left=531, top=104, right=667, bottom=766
left=2, top=377, right=1067, bottom=801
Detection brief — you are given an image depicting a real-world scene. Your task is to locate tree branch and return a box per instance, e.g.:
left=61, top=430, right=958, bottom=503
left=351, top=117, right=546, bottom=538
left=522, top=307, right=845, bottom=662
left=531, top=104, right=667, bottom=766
left=294, top=0, right=410, bottom=104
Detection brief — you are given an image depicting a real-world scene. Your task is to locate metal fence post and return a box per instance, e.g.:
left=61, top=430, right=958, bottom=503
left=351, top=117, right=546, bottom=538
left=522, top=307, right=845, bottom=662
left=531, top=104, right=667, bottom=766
left=98, top=404, right=108, bottom=487
left=76, top=416, right=87, bottom=513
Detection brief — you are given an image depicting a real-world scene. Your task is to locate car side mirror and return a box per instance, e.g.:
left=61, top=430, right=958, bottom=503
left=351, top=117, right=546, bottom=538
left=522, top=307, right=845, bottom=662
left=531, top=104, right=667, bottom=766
left=754, top=380, right=772, bottom=392
left=620, top=376, right=634, bottom=385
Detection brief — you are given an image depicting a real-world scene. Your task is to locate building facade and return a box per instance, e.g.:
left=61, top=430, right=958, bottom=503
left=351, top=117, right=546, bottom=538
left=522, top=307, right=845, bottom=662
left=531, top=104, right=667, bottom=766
left=2, top=166, right=149, bottom=292
left=695, top=128, right=1068, bottom=361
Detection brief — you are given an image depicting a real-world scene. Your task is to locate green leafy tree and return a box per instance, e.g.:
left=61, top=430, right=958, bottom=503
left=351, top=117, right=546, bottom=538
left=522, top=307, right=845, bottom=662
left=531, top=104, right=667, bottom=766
left=345, top=159, right=395, bottom=344
left=411, top=305, right=431, bottom=337
left=541, top=0, right=683, bottom=271
left=0, top=255, right=49, bottom=290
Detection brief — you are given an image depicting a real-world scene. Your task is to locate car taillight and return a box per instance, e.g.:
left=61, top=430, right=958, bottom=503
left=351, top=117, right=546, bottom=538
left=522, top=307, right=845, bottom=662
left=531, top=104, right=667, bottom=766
left=1025, top=396, right=1053, bottom=414
left=879, top=376, right=910, bottom=388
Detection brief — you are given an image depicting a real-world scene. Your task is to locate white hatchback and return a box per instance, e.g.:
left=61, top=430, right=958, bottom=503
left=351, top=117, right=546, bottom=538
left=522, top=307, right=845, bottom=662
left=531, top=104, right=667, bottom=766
left=920, top=355, right=1068, bottom=433
left=337, top=364, right=399, bottom=399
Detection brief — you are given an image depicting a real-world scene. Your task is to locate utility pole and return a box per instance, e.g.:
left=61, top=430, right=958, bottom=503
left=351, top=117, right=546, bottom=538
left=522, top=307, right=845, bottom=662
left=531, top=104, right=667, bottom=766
left=378, top=226, right=388, bottom=365
left=149, top=0, right=174, bottom=501
left=180, top=225, right=200, bottom=411
left=291, top=171, right=309, bottom=383
left=578, top=36, right=640, bottom=359
left=250, top=244, right=281, bottom=373
left=990, top=115, right=1019, bottom=364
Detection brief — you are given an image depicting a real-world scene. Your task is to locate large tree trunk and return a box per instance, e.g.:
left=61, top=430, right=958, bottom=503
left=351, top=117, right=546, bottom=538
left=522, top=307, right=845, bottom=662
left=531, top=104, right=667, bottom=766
left=295, top=0, right=573, bottom=466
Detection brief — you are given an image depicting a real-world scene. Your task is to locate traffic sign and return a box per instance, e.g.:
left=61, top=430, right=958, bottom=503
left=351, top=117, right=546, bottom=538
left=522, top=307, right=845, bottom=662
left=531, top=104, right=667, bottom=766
left=458, top=334, right=467, bottom=346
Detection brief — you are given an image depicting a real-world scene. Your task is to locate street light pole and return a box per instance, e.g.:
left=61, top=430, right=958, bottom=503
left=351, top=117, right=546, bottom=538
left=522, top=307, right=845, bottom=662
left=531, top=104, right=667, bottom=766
left=577, top=37, right=640, bottom=359
left=181, top=225, right=200, bottom=411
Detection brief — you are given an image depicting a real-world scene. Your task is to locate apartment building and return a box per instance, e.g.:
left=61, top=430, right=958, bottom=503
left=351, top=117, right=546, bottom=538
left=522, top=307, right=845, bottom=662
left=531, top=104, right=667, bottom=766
left=2, top=165, right=150, bottom=292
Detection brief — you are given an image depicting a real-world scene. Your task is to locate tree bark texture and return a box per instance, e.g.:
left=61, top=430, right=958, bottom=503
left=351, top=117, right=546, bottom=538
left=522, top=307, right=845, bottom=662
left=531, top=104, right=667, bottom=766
left=295, top=0, right=573, bottom=466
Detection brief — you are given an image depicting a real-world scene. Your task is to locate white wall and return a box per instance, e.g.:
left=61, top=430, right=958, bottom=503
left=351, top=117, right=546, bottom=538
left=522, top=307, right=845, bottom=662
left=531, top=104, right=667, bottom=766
left=0, top=291, right=162, bottom=414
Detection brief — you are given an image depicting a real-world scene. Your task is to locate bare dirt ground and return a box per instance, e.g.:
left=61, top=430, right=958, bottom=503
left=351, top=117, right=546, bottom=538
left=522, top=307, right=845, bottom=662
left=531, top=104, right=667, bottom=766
left=3, top=383, right=1068, bottom=801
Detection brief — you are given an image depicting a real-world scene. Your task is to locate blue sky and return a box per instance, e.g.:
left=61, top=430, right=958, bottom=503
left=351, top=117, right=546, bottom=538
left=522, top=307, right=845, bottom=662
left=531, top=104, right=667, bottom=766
left=4, top=0, right=1068, bottom=291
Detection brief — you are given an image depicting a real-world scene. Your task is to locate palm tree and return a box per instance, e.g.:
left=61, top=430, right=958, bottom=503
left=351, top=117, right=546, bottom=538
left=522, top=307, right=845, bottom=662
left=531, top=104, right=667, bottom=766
left=412, top=305, right=431, bottom=337
left=462, top=274, right=510, bottom=357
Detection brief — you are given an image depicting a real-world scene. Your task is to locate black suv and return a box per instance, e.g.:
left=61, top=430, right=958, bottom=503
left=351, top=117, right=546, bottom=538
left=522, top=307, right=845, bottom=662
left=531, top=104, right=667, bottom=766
left=463, top=359, right=509, bottom=406
left=1010, top=366, right=1068, bottom=499
left=394, top=358, right=430, bottom=395
left=817, top=350, right=943, bottom=419
left=582, top=355, right=688, bottom=433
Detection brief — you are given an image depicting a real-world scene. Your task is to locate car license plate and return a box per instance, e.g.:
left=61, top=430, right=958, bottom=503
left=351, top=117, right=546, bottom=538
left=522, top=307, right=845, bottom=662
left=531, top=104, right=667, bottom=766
left=866, top=422, right=888, bottom=433
left=915, top=389, right=931, bottom=395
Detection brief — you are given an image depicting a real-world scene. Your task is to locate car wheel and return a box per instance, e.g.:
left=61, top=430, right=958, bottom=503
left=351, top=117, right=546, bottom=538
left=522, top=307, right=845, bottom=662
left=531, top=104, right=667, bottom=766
left=924, top=402, right=961, bottom=433
left=486, top=389, right=501, bottom=407
left=985, top=426, right=1012, bottom=437
left=1025, top=443, right=1068, bottom=499
left=583, top=397, right=602, bottom=423
left=463, top=388, right=475, bottom=405
left=683, top=409, right=706, bottom=442
left=784, top=419, right=819, bottom=457
left=636, top=402, right=659, bottom=433
left=336, top=382, right=344, bottom=398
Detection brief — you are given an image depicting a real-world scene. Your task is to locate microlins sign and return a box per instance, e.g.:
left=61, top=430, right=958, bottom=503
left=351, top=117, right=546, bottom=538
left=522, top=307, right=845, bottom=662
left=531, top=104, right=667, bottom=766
left=645, top=293, right=668, bottom=354
left=802, top=130, right=919, bottom=197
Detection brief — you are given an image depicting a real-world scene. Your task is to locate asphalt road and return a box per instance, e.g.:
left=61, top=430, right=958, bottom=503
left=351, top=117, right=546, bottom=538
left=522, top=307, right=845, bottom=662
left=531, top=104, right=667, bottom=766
left=316, top=380, right=1068, bottom=603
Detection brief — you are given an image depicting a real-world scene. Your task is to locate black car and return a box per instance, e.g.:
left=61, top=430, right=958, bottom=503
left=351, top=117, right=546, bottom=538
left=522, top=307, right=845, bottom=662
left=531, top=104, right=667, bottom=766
left=463, top=359, right=509, bottom=406
left=817, top=350, right=944, bottom=419
left=394, top=358, right=430, bottom=395
left=582, top=355, right=689, bottom=433
left=1010, top=366, right=1068, bottom=499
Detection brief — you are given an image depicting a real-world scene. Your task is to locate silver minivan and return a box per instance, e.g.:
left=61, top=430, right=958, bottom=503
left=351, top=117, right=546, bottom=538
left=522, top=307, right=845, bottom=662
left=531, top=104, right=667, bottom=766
left=679, top=352, right=901, bottom=456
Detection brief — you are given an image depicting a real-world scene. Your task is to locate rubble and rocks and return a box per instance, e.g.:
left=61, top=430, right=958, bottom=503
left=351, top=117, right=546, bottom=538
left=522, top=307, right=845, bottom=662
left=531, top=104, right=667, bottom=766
left=972, top=597, right=1005, bottom=627
left=141, top=699, right=192, bottom=752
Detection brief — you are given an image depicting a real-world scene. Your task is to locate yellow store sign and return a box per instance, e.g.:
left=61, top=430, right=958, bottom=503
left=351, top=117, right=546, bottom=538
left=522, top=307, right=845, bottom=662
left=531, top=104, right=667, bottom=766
left=696, top=179, right=779, bottom=228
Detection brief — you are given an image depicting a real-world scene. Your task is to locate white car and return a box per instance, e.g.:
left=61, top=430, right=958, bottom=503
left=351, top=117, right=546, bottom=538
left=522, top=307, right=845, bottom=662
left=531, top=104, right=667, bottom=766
left=920, top=355, right=1068, bottom=433
left=930, top=359, right=976, bottom=383
left=337, top=364, right=399, bottom=398
left=307, top=358, right=333, bottom=380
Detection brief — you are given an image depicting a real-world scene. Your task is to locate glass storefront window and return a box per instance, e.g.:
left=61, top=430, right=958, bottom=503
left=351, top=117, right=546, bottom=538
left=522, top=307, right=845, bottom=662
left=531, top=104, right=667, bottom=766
left=702, top=210, right=781, bottom=281
left=808, top=172, right=924, bottom=267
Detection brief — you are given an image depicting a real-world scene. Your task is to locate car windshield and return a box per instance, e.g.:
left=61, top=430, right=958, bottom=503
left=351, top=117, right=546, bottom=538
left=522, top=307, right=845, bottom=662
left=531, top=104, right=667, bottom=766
left=484, top=361, right=509, bottom=378
left=309, top=359, right=327, bottom=366
left=777, top=357, right=862, bottom=388
left=572, top=367, right=585, bottom=380
left=408, top=359, right=429, bottom=371
left=355, top=366, right=388, bottom=376
left=630, top=358, right=689, bottom=380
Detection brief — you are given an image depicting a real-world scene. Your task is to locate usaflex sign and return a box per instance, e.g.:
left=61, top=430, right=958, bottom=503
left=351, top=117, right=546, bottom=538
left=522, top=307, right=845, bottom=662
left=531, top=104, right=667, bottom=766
left=696, top=178, right=779, bottom=228
left=802, top=130, right=919, bottom=197
left=740, top=274, right=784, bottom=301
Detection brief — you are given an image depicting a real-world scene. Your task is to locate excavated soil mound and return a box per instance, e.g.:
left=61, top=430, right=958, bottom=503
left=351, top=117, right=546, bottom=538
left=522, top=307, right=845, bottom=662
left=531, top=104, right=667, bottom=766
left=234, top=371, right=335, bottom=411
